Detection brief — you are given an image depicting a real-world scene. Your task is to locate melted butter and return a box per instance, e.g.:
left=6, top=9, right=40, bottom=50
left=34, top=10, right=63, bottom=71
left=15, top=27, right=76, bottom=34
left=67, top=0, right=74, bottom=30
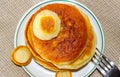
left=33, top=10, right=61, bottom=40
left=40, top=16, right=55, bottom=33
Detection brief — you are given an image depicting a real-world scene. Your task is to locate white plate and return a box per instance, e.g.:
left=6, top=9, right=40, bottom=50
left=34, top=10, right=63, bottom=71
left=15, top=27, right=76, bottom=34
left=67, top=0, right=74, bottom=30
left=14, top=0, right=104, bottom=77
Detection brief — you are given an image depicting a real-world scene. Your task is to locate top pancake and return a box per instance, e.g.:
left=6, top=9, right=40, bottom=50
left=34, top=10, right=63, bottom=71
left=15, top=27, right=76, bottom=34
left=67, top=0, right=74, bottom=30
left=25, top=9, right=97, bottom=71
left=29, top=4, right=88, bottom=65
left=25, top=3, right=97, bottom=71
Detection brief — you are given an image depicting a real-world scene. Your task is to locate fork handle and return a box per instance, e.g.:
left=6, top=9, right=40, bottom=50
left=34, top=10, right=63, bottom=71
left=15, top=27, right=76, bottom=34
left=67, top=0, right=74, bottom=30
left=106, top=66, right=120, bottom=77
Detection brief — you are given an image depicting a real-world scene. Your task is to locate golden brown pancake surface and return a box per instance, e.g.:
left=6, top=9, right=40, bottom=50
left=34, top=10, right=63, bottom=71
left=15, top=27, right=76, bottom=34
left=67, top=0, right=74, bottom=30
left=31, top=4, right=88, bottom=65
left=24, top=3, right=96, bottom=71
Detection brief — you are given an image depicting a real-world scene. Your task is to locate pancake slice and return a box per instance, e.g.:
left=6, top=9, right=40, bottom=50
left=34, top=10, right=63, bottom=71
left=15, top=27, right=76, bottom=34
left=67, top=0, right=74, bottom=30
left=55, top=71, right=72, bottom=77
left=10, top=46, right=32, bottom=66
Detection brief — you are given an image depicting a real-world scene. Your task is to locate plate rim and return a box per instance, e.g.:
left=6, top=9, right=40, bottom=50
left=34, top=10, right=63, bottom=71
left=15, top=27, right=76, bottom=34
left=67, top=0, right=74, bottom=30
left=14, top=0, right=104, bottom=77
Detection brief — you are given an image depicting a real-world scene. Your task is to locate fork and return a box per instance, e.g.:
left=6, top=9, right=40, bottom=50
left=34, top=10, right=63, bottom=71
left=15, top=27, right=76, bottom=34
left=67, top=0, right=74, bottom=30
left=92, top=48, right=120, bottom=77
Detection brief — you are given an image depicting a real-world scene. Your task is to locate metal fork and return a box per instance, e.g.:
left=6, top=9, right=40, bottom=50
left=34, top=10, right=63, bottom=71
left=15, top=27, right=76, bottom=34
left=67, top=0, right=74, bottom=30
left=92, top=48, right=120, bottom=77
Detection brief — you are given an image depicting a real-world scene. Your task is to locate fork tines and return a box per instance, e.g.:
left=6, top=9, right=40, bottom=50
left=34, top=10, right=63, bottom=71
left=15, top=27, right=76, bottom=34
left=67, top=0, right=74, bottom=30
left=92, top=48, right=114, bottom=76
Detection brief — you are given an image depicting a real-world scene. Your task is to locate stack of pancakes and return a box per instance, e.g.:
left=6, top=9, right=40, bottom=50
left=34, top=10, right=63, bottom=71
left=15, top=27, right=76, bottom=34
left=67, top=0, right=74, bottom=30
left=24, top=3, right=97, bottom=71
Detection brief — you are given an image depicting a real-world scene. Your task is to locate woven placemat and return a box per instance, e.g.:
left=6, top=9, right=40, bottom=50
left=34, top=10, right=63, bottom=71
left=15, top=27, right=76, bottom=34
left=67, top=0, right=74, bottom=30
left=0, top=0, right=120, bottom=77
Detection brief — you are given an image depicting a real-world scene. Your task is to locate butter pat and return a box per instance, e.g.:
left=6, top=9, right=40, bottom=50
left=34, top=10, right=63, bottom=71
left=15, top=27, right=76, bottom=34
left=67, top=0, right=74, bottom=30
left=33, top=10, right=61, bottom=40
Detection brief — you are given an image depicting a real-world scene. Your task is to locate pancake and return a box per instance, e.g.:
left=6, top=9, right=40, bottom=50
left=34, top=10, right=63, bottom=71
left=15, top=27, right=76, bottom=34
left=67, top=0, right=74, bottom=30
left=30, top=4, right=88, bottom=65
left=24, top=3, right=96, bottom=71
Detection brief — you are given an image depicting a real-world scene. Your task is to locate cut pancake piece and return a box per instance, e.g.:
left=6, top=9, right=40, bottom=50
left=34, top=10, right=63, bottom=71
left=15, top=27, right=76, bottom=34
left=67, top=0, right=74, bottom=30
left=55, top=71, right=72, bottom=77
left=10, top=46, right=32, bottom=66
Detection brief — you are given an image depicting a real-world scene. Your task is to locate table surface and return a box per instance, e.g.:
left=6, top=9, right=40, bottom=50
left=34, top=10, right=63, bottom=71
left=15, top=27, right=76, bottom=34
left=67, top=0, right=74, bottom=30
left=0, top=0, right=120, bottom=77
